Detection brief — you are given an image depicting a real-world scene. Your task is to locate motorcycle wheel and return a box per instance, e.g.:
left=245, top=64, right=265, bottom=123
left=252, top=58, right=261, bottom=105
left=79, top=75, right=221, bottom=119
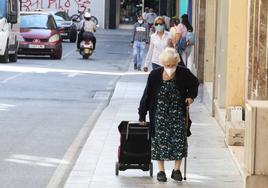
left=70, top=14, right=81, bottom=22
left=83, top=54, right=89, bottom=59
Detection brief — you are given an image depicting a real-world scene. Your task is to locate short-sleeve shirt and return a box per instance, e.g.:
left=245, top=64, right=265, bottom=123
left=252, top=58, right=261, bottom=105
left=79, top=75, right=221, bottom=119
left=144, top=31, right=172, bottom=66
left=177, top=23, right=187, bottom=37
left=78, top=20, right=96, bottom=33
left=84, top=20, right=96, bottom=32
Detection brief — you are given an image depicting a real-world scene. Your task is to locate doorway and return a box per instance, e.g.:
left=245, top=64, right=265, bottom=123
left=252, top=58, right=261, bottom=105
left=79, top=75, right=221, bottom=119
left=120, top=0, right=142, bottom=24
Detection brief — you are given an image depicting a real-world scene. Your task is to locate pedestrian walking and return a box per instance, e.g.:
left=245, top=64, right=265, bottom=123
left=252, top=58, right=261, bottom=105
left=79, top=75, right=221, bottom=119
left=143, top=7, right=149, bottom=22
left=174, top=14, right=194, bottom=68
left=170, top=17, right=180, bottom=41
left=145, top=8, right=157, bottom=30
left=162, top=15, right=171, bottom=31
left=139, top=47, right=199, bottom=182
left=130, top=15, right=149, bottom=71
left=143, top=16, right=173, bottom=72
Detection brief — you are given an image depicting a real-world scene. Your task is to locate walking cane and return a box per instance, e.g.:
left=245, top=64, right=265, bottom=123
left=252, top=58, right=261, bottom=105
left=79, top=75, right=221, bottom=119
left=184, top=103, right=189, bottom=180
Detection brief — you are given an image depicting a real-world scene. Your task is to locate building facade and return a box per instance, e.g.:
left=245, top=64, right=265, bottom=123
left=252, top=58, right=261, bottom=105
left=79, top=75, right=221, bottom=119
left=192, top=0, right=268, bottom=187
left=20, top=0, right=193, bottom=29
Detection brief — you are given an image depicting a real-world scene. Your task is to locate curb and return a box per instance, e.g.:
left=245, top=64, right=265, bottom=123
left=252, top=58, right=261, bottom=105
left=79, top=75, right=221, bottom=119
left=47, top=100, right=111, bottom=188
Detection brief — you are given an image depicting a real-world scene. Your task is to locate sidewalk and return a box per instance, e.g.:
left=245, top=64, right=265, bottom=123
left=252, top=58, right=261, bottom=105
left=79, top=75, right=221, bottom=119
left=63, top=71, right=243, bottom=188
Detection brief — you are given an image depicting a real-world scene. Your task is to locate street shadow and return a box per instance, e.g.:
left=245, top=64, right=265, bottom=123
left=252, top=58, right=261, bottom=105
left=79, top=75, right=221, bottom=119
left=18, top=55, right=51, bottom=60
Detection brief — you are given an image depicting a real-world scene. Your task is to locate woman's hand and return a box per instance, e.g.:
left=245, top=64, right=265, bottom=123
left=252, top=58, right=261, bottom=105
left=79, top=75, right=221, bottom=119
left=185, top=98, right=194, bottom=105
left=139, top=121, right=146, bottom=126
left=143, top=67, right=148, bottom=72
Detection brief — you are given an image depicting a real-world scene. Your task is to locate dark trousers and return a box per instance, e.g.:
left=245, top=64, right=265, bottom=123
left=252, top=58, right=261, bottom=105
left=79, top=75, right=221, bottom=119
left=77, top=31, right=96, bottom=50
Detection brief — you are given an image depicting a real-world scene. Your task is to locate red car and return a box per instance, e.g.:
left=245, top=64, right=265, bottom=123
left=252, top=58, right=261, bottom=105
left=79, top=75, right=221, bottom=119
left=18, top=12, right=62, bottom=59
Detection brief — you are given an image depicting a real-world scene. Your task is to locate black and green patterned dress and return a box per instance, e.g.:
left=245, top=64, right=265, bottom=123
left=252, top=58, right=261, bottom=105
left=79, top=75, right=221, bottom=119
left=151, top=78, right=187, bottom=161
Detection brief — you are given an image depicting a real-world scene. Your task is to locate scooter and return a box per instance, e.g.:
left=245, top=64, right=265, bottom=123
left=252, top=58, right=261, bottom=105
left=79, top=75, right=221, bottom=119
left=79, top=32, right=94, bottom=59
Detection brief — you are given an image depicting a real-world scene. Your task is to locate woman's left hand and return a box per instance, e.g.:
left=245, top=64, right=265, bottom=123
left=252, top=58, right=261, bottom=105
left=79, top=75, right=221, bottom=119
left=185, top=98, right=194, bottom=105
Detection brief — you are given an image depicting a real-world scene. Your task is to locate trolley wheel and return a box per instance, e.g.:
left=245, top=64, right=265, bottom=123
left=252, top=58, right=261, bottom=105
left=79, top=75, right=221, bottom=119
left=184, top=177, right=187, bottom=181
left=149, top=162, right=153, bottom=177
left=115, top=162, right=119, bottom=176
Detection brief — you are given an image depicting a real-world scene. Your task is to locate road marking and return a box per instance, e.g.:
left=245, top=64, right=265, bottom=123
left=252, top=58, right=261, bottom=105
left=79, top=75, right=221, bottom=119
left=0, top=103, right=16, bottom=111
left=1, top=73, right=25, bottom=83
left=93, top=91, right=111, bottom=100
left=47, top=49, right=75, bottom=66
left=47, top=102, right=109, bottom=188
left=5, top=154, right=69, bottom=168
left=0, top=65, right=149, bottom=76
left=62, top=72, right=86, bottom=78
left=62, top=49, right=75, bottom=59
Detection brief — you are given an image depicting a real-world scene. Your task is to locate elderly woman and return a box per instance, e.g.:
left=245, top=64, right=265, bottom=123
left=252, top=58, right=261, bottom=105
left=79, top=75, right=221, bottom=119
left=139, top=48, right=199, bottom=182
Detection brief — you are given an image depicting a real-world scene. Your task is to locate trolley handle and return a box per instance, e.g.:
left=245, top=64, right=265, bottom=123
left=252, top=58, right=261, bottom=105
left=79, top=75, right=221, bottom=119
left=126, top=123, right=150, bottom=140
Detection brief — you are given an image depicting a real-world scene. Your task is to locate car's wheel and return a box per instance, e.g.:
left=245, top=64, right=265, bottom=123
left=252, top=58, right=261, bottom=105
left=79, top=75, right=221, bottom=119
left=9, top=52, right=17, bottom=63
left=0, top=43, right=9, bottom=63
left=53, top=44, right=62, bottom=60
left=115, top=162, right=119, bottom=176
left=9, top=42, right=18, bottom=63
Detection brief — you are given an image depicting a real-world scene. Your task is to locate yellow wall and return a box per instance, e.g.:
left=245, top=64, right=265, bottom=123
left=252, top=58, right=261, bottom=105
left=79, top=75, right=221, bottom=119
left=215, top=0, right=229, bottom=108
left=204, top=0, right=217, bottom=82
left=225, top=0, right=247, bottom=106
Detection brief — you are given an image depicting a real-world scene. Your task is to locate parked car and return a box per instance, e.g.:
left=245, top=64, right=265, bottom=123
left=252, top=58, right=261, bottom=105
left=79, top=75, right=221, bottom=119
left=52, top=11, right=77, bottom=43
left=18, top=11, right=62, bottom=59
left=0, top=0, right=20, bottom=63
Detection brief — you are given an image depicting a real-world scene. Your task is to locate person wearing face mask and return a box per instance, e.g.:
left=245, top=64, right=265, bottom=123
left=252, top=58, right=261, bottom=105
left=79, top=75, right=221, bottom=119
left=130, top=15, right=149, bottom=70
left=145, top=8, right=157, bottom=30
left=143, top=16, right=173, bottom=72
left=139, top=48, right=199, bottom=182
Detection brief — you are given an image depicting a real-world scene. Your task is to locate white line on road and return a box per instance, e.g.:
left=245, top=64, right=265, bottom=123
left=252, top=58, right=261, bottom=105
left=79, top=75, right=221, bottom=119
left=61, top=72, right=87, bottom=78
left=1, top=72, right=25, bottom=83
left=46, top=49, right=75, bottom=66
left=0, top=65, right=149, bottom=76
left=47, top=102, right=109, bottom=188
left=63, top=50, right=75, bottom=59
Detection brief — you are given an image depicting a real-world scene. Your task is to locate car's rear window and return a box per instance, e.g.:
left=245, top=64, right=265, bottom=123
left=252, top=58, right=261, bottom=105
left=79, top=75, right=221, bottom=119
left=54, top=15, right=64, bottom=22
left=20, top=14, right=50, bottom=29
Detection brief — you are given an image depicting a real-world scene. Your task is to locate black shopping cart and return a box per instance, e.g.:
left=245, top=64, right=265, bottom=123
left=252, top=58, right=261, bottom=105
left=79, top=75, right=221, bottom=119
left=115, top=121, right=153, bottom=176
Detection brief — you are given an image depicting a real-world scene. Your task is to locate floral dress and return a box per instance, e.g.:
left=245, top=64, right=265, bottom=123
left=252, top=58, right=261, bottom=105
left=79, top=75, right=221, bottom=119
left=151, top=79, right=188, bottom=160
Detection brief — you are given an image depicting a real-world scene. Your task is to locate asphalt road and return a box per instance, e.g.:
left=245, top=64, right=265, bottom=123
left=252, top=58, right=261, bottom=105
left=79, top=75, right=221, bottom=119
left=0, top=29, right=132, bottom=188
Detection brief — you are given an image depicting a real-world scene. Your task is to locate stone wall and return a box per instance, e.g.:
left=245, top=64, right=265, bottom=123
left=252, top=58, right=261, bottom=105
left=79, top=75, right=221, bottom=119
left=247, top=0, right=268, bottom=100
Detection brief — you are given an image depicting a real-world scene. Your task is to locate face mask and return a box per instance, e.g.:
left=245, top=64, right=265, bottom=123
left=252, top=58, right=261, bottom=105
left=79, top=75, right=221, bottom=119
left=138, top=20, right=143, bottom=24
left=155, top=25, right=165, bottom=32
left=164, top=67, right=176, bottom=77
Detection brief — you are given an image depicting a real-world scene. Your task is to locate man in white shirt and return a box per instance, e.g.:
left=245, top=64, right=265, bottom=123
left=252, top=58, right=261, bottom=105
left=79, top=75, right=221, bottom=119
left=145, top=8, right=157, bottom=29
left=143, top=7, right=149, bottom=22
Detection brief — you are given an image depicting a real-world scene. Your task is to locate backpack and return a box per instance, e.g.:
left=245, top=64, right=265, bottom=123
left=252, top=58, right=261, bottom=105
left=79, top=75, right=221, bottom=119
left=175, top=31, right=195, bottom=54
left=186, top=31, right=195, bottom=45
left=175, top=36, right=187, bottom=54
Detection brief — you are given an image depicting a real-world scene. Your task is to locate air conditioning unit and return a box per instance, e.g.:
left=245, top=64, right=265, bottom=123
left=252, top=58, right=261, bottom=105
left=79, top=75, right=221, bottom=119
left=226, top=106, right=243, bottom=122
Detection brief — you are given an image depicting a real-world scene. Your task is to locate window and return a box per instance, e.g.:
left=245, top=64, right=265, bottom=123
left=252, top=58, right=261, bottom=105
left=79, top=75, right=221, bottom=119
left=20, top=14, right=49, bottom=29
left=0, top=1, right=7, bottom=18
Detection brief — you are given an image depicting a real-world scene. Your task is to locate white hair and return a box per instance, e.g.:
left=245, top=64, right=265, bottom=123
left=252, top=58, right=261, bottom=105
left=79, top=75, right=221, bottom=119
left=159, top=48, right=180, bottom=66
